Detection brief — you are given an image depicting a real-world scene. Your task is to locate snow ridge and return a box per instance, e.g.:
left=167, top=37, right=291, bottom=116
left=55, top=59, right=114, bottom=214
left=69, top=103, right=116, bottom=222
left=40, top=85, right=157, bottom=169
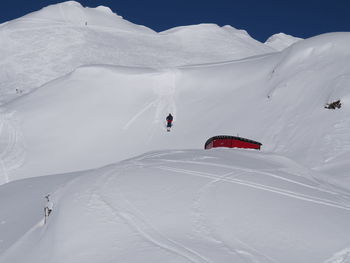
left=265, top=32, right=302, bottom=51
left=0, top=2, right=274, bottom=104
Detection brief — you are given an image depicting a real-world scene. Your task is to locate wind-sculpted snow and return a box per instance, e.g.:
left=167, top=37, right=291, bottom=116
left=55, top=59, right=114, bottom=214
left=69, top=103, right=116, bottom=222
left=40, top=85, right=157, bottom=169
left=1, top=150, right=350, bottom=263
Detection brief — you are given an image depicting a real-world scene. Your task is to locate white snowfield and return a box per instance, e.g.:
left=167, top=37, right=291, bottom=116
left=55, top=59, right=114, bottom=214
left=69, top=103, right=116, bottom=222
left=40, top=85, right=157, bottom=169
left=0, top=1, right=350, bottom=263
left=4, top=32, right=350, bottom=184
left=0, top=1, right=273, bottom=104
left=1, top=150, right=350, bottom=263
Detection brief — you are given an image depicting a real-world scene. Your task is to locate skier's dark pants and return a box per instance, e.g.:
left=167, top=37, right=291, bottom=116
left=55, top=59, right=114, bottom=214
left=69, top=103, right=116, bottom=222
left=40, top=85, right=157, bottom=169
left=167, top=122, right=172, bottom=128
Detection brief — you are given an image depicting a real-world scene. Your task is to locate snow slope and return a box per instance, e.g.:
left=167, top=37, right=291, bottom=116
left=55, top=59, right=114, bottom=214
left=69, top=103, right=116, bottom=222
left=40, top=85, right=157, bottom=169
left=1, top=149, right=350, bottom=263
left=0, top=1, right=273, bottom=104
left=3, top=32, right=350, bottom=186
left=0, top=171, right=80, bottom=255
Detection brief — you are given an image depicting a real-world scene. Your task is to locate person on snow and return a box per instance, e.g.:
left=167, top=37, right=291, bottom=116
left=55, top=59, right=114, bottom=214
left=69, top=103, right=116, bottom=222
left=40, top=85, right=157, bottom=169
left=166, top=113, right=173, bottom=131
left=44, top=194, right=53, bottom=223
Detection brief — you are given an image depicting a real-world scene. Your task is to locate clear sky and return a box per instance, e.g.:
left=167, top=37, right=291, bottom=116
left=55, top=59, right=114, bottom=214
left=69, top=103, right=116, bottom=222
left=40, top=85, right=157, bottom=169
left=1, top=0, right=349, bottom=42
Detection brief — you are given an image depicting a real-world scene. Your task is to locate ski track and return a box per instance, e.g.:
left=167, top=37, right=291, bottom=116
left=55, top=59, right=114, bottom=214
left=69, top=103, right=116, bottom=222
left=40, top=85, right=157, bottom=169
left=156, top=165, right=350, bottom=211
left=191, top=170, right=276, bottom=263
left=178, top=53, right=272, bottom=69
left=153, top=69, right=178, bottom=123
left=0, top=110, right=25, bottom=183
left=0, top=219, right=46, bottom=263
left=158, top=159, right=350, bottom=204
left=130, top=153, right=350, bottom=207
left=93, top=168, right=212, bottom=263
left=123, top=100, right=156, bottom=130
left=148, top=69, right=178, bottom=141
left=324, top=247, right=350, bottom=263
left=122, top=69, right=178, bottom=142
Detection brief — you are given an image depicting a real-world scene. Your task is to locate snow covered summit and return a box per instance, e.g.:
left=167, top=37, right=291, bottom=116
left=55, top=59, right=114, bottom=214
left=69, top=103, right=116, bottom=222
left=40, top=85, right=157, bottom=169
left=0, top=1, right=274, bottom=104
left=265, top=32, right=302, bottom=51
left=20, top=1, right=154, bottom=33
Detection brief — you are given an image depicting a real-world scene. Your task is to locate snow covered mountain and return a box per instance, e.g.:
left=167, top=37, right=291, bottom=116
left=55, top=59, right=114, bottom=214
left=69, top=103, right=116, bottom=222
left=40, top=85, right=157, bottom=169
left=0, top=1, right=273, bottom=104
left=3, top=32, right=350, bottom=185
left=1, top=1, right=350, bottom=263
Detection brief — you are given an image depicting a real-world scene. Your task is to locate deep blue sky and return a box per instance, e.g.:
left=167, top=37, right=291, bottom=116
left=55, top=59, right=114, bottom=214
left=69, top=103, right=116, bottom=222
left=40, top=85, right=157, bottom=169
left=1, top=0, right=349, bottom=42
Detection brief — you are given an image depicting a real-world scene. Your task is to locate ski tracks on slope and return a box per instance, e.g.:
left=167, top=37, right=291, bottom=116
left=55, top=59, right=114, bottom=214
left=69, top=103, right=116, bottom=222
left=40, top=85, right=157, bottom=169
left=157, top=165, right=350, bottom=211
left=89, top=166, right=212, bottom=263
left=81, top=157, right=350, bottom=263
left=0, top=110, right=25, bottom=183
left=191, top=170, right=276, bottom=263
left=155, top=160, right=350, bottom=262
left=157, top=159, right=350, bottom=210
left=152, top=69, right=178, bottom=124
left=324, top=247, right=350, bottom=263
left=122, top=69, right=179, bottom=141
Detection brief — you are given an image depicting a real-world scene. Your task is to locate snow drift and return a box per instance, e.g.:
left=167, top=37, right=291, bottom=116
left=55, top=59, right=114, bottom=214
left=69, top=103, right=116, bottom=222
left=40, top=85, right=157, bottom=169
left=1, top=150, right=350, bottom=263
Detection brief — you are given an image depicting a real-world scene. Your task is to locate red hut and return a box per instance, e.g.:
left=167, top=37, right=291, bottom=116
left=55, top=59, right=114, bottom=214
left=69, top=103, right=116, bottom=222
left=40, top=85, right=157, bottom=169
left=205, top=135, right=262, bottom=150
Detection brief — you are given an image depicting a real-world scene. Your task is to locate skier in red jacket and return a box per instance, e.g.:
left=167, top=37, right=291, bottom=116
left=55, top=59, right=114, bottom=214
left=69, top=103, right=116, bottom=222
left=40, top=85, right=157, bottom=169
left=166, top=114, right=173, bottom=132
